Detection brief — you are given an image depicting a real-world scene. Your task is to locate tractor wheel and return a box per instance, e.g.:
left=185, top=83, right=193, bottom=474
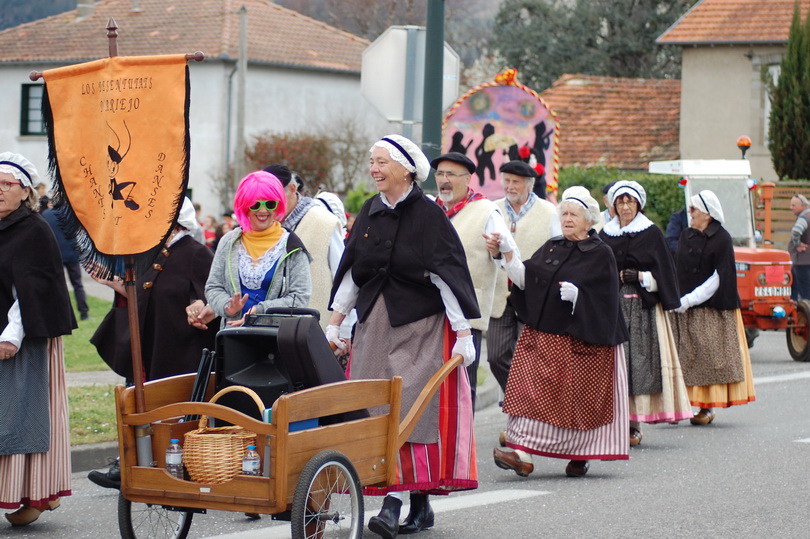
left=787, top=299, right=810, bottom=362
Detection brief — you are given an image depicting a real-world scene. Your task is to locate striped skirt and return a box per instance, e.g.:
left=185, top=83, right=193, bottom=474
left=504, top=331, right=629, bottom=461
left=0, top=338, right=72, bottom=510
left=357, top=307, right=477, bottom=496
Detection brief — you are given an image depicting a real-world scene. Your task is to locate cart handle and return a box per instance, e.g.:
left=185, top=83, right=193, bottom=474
left=397, top=354, right=463, bottom=446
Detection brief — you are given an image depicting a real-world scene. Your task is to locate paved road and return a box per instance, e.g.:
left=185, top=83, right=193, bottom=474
left=5, top=330, right=809, bottom=538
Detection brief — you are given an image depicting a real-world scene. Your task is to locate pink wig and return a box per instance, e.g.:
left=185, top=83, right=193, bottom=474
left=233, top=171, right=287, bottom=231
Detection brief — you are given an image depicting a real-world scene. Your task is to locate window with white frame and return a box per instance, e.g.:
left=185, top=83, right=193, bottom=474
left=20, top=84, right=45, bottom=136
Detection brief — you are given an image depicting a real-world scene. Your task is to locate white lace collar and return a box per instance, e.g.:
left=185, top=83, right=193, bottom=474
left=602, top=212, right=654, bottom=237
left=380, top=182, right=414, bottom=209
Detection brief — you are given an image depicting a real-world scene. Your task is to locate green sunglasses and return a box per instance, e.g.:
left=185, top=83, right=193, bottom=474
left=249, top=200, right=279, bottom=212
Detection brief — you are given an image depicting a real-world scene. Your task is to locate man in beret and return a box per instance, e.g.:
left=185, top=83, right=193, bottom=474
left=433, top=152, right=516, bottom=410
left=488, top=160, right=559, bottom=435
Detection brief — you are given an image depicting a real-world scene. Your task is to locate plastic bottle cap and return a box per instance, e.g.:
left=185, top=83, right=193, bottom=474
left=247, top=445, right=256, bottom=450
left=170, top=439, right=179, bottom=443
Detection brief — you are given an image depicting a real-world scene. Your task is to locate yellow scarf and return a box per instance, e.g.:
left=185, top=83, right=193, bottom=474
left=241, top=221, right=283, bottom=260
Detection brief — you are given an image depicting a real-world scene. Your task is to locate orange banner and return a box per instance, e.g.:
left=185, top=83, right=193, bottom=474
left=43, top=54, right=189, bottom=260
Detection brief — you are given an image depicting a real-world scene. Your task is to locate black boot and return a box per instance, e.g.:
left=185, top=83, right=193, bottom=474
left=399, top=493, right=434, bottom=534
left=368, top=495, right=402, bottom=539
left=87, top=457, right=121, bottom=489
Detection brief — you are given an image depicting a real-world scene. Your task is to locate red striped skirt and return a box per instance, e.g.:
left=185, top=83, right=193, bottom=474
left=0, top=338, right=72, bottom=509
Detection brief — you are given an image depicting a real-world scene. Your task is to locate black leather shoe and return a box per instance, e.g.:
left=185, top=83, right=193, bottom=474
left=399, top=493, right=434, bottom=534
left=87, top=458, right=121, bottom=489
left=565, top=460, right=589, bottom=478
left=368, top=495, right=402, bottom=539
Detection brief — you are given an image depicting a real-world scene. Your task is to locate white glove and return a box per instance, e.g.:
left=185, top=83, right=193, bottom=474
left=498, top=235, right=513, bottom=253
left=559, top=281, right=578, bottom=313
left=325, top=324, right=348, bottom=356
left=674, top=296, right=691, bottom=314
left=452, top=334, right=476, bottom=367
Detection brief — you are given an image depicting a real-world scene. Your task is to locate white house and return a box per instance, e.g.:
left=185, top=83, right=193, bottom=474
left=0, top=0, right=389, bottom=217
left=657, top=0, right=810, bottom=181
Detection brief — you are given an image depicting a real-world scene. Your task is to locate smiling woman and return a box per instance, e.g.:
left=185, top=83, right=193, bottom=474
left=327, top=134, right=480, bottom=537
left=203, top=171, right=312, bottom=329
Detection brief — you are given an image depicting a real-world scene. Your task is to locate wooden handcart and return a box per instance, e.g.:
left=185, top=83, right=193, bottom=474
left=115, top=354, right=463, bottom=538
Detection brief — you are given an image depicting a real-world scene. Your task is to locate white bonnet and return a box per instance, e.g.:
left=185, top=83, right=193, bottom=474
left=690, top=190, right=724, bottom=224
left=560, top=185, right=601, bottom=225
left=608, top=180, right=646, bottom=210
left=177, top=197, right=199, bottom=234
left=0, top=152, right=41, bottom=188
left=372, top=134, right=431, bottom=183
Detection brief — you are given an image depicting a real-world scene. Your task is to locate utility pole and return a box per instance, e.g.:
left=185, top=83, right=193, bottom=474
left=421, top=0, right=444, bottom=193
left=234, top=5, right=247, bottom=186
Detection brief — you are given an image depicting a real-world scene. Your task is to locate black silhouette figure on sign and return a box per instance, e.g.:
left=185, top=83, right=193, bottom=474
left=106, top=121, right=139, bottom=211
left=474, top=123, right=496, bottom=187
left=449, top=131, right=472, bottom=155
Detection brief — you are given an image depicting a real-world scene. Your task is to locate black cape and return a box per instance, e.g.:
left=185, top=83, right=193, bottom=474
left=510, top=231, right=628, bottom=346
left=331, top=184, right=479, bottom=327
left=91, top=235, right=218, bottom=380
left=599, top=224, right=681, bottom=310
left=675, top=220, right=740, bottom=310
left=0, top=205, right=76, bottom=337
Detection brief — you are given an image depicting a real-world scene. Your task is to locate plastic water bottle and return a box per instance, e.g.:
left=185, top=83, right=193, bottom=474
left=165, top=438, right=184, bottom=480
left=242, top=445, right=261, bottom=476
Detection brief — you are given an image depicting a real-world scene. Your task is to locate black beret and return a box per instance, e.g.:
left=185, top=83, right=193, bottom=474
left=263, top=164, right=292, bottom=186
left=499, top=160, right=537, bottom=178
left=602, top=181, right=617, bottom=194
left=430, top=152, right=475, bottom=174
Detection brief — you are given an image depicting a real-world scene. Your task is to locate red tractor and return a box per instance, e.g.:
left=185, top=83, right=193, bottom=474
left=649, top=159, right=810, bottom=361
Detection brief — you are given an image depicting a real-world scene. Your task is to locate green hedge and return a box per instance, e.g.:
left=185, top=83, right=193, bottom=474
left=558, top=166, right=683, bottom=231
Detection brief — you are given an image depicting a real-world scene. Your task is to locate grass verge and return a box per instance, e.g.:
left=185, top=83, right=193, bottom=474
left=68, top=384, right=118, bottom=445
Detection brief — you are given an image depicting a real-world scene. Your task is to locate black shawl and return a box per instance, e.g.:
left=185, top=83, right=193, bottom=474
left=510, top=231, right=628, bottom=346
left=331, top=184, right=479, bottom=327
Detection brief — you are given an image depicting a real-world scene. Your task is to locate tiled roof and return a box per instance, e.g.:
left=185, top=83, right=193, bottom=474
left=0, top=0, right=368, bottom=72
left=540, top=74, right=681, bottom=170
left=658, top=0, right=810, bottom=45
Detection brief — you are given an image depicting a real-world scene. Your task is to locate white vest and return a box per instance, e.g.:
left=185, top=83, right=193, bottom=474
left=491, top=197, right=558, bottom=318
left=450, top=198, right=501, bottom=331
left=293, top=206, right=342, bottom=330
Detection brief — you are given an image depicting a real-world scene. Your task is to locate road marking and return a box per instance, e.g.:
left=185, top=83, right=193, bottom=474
left=205, top=488, right=550, bottom=538
left=754, top=371, right=810, bottom=385
left=794, top=438, right=810, bottom=443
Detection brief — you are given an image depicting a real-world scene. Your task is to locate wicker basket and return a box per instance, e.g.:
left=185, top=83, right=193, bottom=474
left=183, top=386, right=264, bottom=484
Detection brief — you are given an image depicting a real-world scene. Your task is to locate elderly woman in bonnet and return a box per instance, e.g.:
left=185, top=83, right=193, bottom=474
left=201, top=171, right=311, bottom=328
left=670, top=190, right=755, bottom=425
left=327, top=135, right=480, bottom=538
left=487, top=186, right=629, bottom=479
left=0, top=152, right=76, bottom=525
left=599, top=181, right=692, bottom=447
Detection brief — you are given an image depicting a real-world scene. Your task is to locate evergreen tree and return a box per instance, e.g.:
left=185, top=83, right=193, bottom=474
left=769, top=3, right=810, bottom=179
left=491, top=0, right=691, bottom=91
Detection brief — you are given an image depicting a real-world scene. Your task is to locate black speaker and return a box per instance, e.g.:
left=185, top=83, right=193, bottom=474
left=215, top=326, right=294, bottom=421
left=214, top=310, right=368, bottom=424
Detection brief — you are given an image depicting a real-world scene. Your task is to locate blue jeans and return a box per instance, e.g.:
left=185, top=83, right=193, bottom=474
left=792, top=264, right=810, bottom=301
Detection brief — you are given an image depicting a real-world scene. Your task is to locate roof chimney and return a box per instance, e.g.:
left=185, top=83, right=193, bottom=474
left=77, top=0, right=95, bottom=19
left=131, top=0, right=142, bottom=13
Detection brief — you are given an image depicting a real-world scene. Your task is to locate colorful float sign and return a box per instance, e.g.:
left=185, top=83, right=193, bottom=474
left=441, top=69, right=559, bottom=201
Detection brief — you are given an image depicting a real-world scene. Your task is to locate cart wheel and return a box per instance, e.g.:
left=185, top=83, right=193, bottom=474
left=787, top=299, right=810, bottom=362
left=118, top=491, right=193, bottom=539
left=744, top=328, right=759, bottom=349
left=291, top=449, right=364, bottom=539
